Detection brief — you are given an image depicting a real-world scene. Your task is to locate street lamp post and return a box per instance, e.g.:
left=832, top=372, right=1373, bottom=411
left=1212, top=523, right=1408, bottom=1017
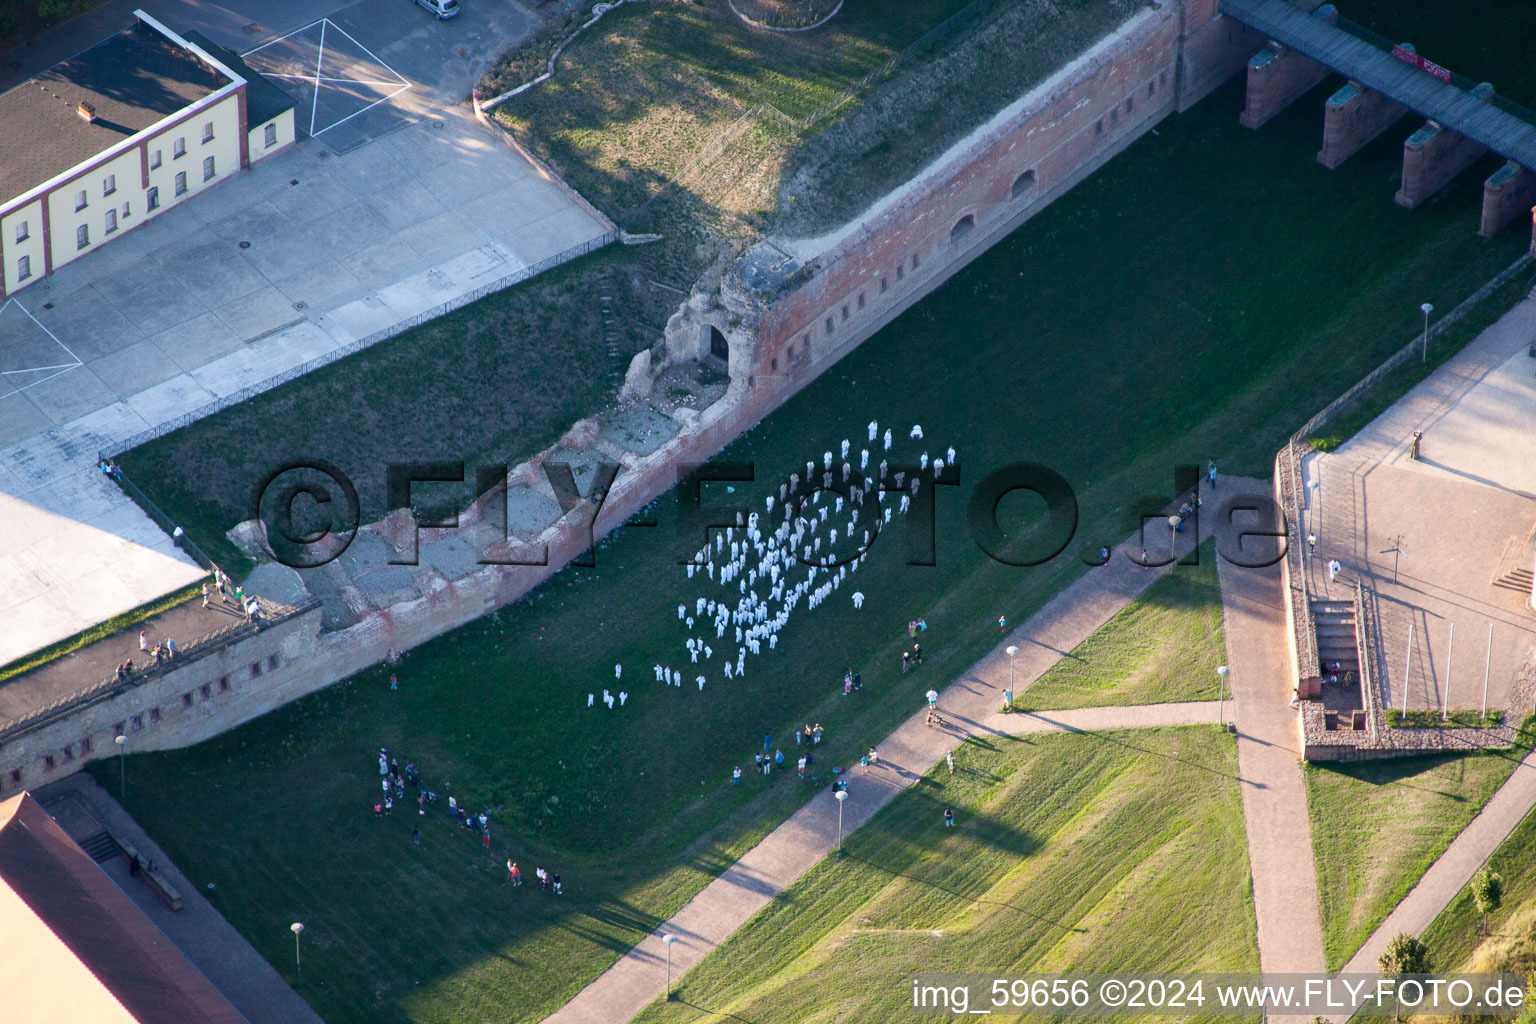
left=114, top=734, right=127, bottom=802
left=291, top=922, right=304, bottom=979
left=1005, top=645, right=1018, bottom=709
left=835, top=789, right=848, bottom=854
left=1216, top=665, right=1230, bottom=729
left=662, top=934, right=676, bottom=1000
left=1168, top=515, right=1181, bottom=561
left=1420, top=302, right=1433, bottom=363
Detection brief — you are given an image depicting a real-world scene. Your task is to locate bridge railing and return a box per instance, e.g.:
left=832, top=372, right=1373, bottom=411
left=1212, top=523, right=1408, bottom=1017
left=1331, top=14, right=1536, bottom=133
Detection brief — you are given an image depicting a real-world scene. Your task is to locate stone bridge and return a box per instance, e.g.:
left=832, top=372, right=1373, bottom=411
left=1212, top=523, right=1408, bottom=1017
left=1221, top=0, right=1536, bottom=238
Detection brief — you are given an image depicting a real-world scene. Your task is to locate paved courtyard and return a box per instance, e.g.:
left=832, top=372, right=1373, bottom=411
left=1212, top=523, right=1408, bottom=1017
left=1303, top=294, right=1536, bottom=713
left=0, top=0, right=611, bottom=664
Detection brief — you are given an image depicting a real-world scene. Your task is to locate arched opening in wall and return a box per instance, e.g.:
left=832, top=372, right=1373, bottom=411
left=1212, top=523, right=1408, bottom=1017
left=1011, top=170, right=1037, bottom=199
left=949, top=215, right=975, bottom=243
left=707, top=325, right=729, bottom=361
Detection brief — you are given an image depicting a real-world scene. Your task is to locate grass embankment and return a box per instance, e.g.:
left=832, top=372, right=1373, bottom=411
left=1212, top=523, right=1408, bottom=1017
left=631, top=727, right=1256, bottom=1023
left=1308, top=721, right=1536, bottom=969
left=1385, top=709, right=1506, bottom=729
left=111, top=53, right=1529, bottom=1024
left=1018, top=541, right=1224, bottom=711
left=491, top=0, right=1138, bottom=238
left=1424, top=803, right=1536, bottom=1016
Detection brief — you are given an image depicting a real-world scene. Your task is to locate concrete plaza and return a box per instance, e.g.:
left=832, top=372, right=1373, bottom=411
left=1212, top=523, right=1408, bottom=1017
left=1302, top=294, right=1536, bottom=713
left=0, top=0, right=610, bottom=665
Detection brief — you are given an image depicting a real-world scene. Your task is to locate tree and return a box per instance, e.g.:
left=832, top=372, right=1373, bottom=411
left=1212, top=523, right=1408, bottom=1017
left=1379, top=932, right=1432, bottom=976
left=1471, top=868, right=1505, bottom=935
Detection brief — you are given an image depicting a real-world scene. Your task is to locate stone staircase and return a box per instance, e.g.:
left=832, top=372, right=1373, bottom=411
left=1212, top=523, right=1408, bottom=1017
left=1312, top=599, right=1360, bottom=676
left=75, top=829, right=119, bottom=864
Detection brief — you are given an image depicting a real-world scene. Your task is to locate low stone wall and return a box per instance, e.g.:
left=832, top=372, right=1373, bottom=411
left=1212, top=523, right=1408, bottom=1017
left=0, top=602, right=324, bottom=793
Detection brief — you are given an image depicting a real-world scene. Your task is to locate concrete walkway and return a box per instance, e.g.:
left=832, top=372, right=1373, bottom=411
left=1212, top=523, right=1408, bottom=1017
left=1342, top=734, right=1536, bottom=976
left=35, top=771, right=322, bottom=1024
left=1217, top=476, right=1327, bottom=989
left=544, top=533, right=1206, bottom=1024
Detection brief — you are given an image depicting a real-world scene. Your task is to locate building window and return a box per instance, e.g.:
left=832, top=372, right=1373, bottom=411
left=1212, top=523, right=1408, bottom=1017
left=149, top=707, right=161, bottom=723
left=80, top=736, right=92, bottom=755
left=770, top=357, right=778, bottom=372
left=8, top=769, right=21, bottom=787
left=173, top=137, right=186, bottom=158
left=912, top=253, right=921, bottom=269
left=250, top=662, right=263, bottom=678
left=151, top=149, right=162, bottom=169
left=1125, top=96, right=1134, bottom=114
left=146, top=186, right=160, bottom=210
left=104, top=209, right=117, bottom=234
left=880, top=277, right=888, bottom=293
left=218, top=676, right=230, bottom=692
left=1110, top=107, right=1119, bottom=126
left=202, top=156, right=215, bottom=181
left=114, top=722, right=126, bottom=738
left=200, top=683, right=212, bottom=700
left=62, top=744, right=74, bottom=762
left=857, top=293, right=865, bottom=310
left=824, top=316, right=833, bottom=335
left=17, top=255, right=30, bottom=281
left=14, top=220, right=27, bottom=242
left=201, top=122, right=214, bottom=143
left=130, top=714, right=143, bottom=731
left=74, top=189, right=88, bottom=211
left=1148, top=80, right=1156, bottom=97
left=44, top=755, right=55, bottom=772
left=841, top=305, right=849, bottom=322
left=264, top=122, right=278, bottom=147
left=103, top=173, right=116, bottom=196
left=182, top=693, right=193, bottom=708
left=1096, top=118, right=1104, bottom=136
left=950, top=215, right=975, bottom=243
left=896, top=264, right=904, bottom=282
left=76, top=225, right=89, bottom=249
left=1012, top=170, right=1037, bottom=199
left=174, top=172, right=187, bottom=196
left=267, top=654, right=279, bottom=671
left=121, top=201, right=130, bottom=219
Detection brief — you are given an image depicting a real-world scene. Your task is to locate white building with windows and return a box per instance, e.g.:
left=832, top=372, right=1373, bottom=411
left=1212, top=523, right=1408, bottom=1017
left=0, top=10, right=295, bottom=298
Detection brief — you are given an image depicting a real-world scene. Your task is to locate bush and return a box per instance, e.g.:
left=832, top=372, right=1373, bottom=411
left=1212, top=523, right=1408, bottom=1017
left=1379, top=932, right=1432, bottom=976
left=36, top=0, right=70, bottom=19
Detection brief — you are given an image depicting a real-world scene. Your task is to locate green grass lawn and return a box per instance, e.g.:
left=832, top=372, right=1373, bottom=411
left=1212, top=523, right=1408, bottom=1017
left=1018, top=542, right=1224, bottom=711
left=629, top=727, right=1256, bottom=1023
left=490, top=0, right=1136, bottom=236
left=111, top=62, right=1530, bottom=1024
left=1307, top=724, right=1535, bottom=970
left=1423, top=802, right=1536, bottom=990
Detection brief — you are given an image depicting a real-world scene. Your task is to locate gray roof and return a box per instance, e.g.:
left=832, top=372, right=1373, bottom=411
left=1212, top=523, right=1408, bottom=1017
left=183, top=31, right=296, bottom=128
left=0, top=20, right=231, bottom=205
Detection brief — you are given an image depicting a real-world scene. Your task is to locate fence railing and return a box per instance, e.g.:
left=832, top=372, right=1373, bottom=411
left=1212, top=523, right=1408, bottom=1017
left=100, top=232, right=614, bottom=460
left=0, top=599, right=321, bottom=744
left=1332, top=14, right=1536, bottom=131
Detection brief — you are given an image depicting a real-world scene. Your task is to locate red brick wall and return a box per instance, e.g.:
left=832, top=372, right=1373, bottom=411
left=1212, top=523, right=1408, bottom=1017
left=753, top=5, right=1183, bottom=387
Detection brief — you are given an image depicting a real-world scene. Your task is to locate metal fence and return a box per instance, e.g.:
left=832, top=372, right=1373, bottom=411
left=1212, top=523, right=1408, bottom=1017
left=1333, top=14, right=1536, bottom=131
left=100, top=232, right=614, bottom=461
left=0, top=599, right=322, bottom=743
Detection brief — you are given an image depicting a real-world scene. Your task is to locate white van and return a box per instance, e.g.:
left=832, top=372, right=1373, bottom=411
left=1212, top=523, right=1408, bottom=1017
left=413, top=0, right=459, bottom=18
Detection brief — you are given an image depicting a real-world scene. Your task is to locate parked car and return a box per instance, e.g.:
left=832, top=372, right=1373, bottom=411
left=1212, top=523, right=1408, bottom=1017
left=412, top=0, right=459, bottom=19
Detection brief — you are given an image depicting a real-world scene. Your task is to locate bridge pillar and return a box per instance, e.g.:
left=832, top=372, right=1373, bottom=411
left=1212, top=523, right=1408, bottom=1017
left=1238, top=5, right=1338, bottom=131
left=1394, top=84, right=1495, bottom=209
left=1478, top=162, right=1536, bottom=236
left=1316, top=81, right=1408, bottom=168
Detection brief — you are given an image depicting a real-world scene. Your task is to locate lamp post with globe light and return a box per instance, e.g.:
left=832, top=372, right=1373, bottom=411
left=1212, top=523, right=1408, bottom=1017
left=662, top=934, right=676, bottom=1000
left=1420, top=302, right=1433, bottom=363
left=835, top=789, right=848, bottom=853
left=291, top=922, right=304, bottom=979
left=114, top=734, right=127, bottom=802
left=1217, top=666, right=1230, bottom=729
left=1005, top=645, right=1018, bottom=709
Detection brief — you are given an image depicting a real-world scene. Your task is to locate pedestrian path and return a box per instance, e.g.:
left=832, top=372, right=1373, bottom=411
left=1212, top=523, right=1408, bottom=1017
left=1343, top=741, right=1536, bottom=975
left=1216, top=476, right=1327, bottom=988
left=544, top=535, right=1198, bottom=1024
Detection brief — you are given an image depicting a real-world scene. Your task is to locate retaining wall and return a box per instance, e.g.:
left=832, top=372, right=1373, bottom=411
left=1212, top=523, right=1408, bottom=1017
left=9, top=0, right=1264, bottom=783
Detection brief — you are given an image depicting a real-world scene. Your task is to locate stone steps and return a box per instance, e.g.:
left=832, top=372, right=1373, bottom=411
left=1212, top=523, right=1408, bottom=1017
left=76, top=830, right=119, bottom=864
